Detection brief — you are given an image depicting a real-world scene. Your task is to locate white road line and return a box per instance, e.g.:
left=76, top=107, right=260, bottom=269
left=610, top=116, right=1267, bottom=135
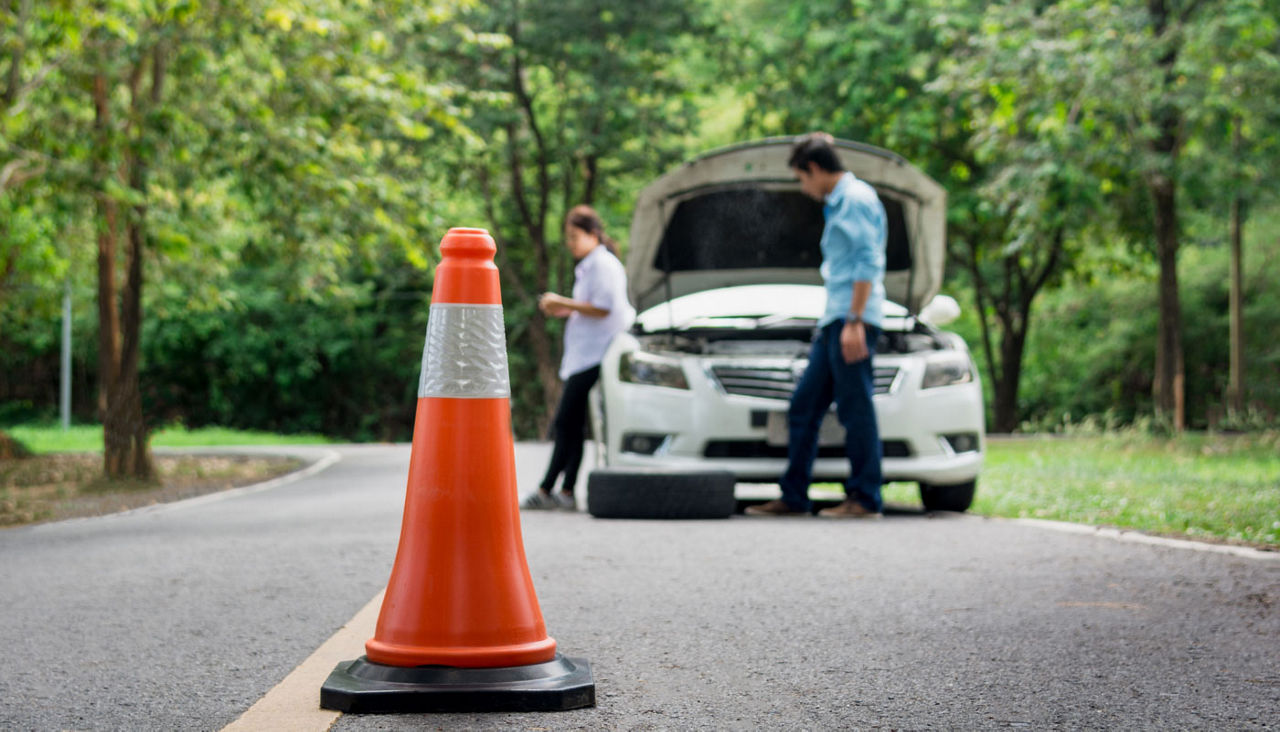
left=144, top=448, right=344, bottom=515
left=222, top=590, right=383, bottom=732
left=1006, top=517, right=1280, bottom=561
left=30, top=449, right=344, bottom=530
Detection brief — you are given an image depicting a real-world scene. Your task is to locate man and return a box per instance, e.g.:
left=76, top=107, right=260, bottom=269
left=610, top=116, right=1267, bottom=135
left=746, top=133, right=888, bottom=518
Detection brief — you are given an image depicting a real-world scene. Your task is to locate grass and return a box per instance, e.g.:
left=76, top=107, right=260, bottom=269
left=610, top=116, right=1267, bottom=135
left=0, top=423, right=326, bottom=527
left=879, top=430, right=1280, bottom=548
left=0, top=453, right=303, bottom=527
left=5, top=423, right=332, bottom=454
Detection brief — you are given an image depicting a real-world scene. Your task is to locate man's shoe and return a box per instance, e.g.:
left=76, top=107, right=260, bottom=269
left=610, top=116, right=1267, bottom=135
left=817, top=500, right=883, bottom=519
left=553, top=492, right=577, bottom=511
left=520, top=491, right=559, bottom=510
left=744, top=499, right=807, bottom=516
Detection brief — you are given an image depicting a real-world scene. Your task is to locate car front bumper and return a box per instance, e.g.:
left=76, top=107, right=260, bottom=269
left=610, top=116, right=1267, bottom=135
left=596, top=351, right=985, bottom=487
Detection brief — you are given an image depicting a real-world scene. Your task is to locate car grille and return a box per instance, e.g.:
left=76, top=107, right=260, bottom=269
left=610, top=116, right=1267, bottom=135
left=704, top=440, right=913, bottom=459
left=710, top=364, right=899, bottom=399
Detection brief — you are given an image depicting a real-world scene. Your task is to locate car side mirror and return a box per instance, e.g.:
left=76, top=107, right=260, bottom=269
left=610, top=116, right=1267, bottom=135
left=920, top=295, right=961, bottom=327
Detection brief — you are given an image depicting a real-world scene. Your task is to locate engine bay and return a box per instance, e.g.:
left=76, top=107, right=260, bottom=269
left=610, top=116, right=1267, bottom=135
left=636, top=319, right=955, bottom=357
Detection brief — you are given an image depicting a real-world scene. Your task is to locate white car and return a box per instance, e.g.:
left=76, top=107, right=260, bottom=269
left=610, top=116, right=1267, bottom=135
left=589, top=138, right=985, bottom=513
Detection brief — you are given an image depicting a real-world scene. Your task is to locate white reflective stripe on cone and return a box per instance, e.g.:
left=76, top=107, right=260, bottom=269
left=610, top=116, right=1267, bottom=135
left=418, top=303, right=511, bottom=399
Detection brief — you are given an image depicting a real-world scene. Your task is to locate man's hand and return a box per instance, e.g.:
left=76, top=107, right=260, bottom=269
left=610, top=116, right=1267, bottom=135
left=840, top=319, right=868, bottom=364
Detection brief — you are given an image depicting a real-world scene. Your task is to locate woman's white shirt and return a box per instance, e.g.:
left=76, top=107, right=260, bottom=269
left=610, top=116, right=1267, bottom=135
left=560, top=245, right=635, bottom=379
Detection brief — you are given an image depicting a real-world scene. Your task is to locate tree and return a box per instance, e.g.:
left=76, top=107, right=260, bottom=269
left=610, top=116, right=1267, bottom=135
left=1180, top=0, right=1280, bottom=416
left=864, top=0, right=1276, bottom=430
left=442, top=0, right=712, bottom=435
left=734, top=0, right=1086, bottom=431
left=983, top=0, right=1279, bottom=430
left=134, top=0, right=483, bottom=442
left=1139, top=0, right=1190, bottom=430
left=1, top=0, right=80, bottom=448
left=1, top=0, right=480, bottom=477
left=76, top=2, right=200, bottom=479
left=2, top=0, right=74, bottom=305
left=929, top=4, right=1119, bottom=432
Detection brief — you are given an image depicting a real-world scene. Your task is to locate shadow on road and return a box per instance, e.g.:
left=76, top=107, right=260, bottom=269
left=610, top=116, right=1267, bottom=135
left=734, top=497, right=951, bottom=517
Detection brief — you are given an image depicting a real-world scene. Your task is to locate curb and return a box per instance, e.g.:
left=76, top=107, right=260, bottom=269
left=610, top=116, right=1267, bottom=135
left=1002, top=516, right=1279, bottom=561
left=29, top=447, right=343, bottom=530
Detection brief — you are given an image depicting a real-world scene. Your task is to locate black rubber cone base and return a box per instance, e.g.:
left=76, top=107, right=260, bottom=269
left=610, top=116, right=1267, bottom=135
left=320, top=654, right=595, bottom=713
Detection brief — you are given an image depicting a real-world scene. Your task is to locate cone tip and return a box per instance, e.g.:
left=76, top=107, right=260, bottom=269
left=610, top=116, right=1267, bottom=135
left=432, top=227, right=502, bottom=303
left=440, top=228, right=496, bottom=257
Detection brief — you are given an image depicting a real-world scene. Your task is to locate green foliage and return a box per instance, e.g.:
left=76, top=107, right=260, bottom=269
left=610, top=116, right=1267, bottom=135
left=2, top=0, right=482, bottom=441
left=1011, top=273, right=1158, bottom=430
left=728, top=0, right=1280, bottom=431
left=959, top=202, right=1280, bottom=431
left=731, top=0, right=1087, bottom=430
left=142, top=250, right=431, bottom=440
left=3, top=0, right=1280, bottom=442
left=433, top=0, right=716, bottom=436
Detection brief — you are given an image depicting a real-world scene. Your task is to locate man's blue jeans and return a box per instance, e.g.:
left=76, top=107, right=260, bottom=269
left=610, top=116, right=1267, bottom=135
left=779, top=320, right=883, bottom=513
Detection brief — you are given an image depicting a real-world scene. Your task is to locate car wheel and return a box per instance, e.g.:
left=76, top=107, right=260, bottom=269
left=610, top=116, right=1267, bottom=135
left=587, top=468, right=736, bottom=519
left=919, top=480, right=976, bottom=512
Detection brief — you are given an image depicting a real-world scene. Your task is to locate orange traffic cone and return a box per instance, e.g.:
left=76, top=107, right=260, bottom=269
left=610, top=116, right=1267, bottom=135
left=320, top=228, right=594, bottom=713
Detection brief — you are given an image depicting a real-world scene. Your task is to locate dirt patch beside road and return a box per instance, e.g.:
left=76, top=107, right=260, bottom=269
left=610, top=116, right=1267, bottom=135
left=0, top=453, right=303, bottom=528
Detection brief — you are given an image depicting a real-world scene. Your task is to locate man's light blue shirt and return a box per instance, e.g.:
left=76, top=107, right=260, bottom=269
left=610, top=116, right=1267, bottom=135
left=817, top=172, right=887, bottom=328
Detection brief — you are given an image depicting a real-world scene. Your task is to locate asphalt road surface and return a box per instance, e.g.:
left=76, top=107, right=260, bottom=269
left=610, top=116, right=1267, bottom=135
left=1, top=443, right=1276, bottom=730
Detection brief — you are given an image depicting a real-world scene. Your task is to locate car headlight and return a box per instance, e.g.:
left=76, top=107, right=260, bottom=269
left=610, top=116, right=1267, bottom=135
left=921, top=354, right=974, bottom=389
left=620, top=351, right=690, bottom=390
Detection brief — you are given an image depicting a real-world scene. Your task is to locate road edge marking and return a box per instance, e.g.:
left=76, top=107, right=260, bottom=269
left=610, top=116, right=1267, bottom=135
left=222, top=589, right=384, bottom=732
left=143, top=448, right=344, bottom=514
left=29, top=449, right=345, bottom=531
left=1005, top=517, right=1280, bottom=561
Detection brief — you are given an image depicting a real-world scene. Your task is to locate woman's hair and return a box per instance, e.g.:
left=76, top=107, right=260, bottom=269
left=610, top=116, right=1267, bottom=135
left=566, top=204, right=619, bottom=257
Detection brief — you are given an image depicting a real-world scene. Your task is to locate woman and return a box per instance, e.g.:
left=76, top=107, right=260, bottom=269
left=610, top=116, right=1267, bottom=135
left=522, top=205, right=635, bottom=510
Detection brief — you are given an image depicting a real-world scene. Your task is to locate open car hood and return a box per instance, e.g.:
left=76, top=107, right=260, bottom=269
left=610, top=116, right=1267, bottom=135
left=627, top=138, right=947, bottom=314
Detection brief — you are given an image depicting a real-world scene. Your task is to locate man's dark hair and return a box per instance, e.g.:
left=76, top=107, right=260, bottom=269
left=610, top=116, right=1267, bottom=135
left=788, top=132, right=845, bottom=173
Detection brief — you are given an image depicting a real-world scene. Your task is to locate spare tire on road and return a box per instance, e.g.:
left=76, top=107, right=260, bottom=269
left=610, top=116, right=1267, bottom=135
left=586, top=468, right=736, bottom=519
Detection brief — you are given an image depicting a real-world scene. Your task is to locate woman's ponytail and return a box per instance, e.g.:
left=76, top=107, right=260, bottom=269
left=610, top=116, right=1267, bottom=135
left=567, top=204, right=619, bottom=257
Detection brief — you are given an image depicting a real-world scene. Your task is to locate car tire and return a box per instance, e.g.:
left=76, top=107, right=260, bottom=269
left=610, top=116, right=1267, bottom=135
left=587, top=468, right=737, bottom=519
left=919, top=480, right=976, bottom=512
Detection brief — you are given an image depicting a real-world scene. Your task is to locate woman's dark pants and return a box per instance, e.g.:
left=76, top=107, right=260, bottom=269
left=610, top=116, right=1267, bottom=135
left=539, top=365, right=601, bottom=495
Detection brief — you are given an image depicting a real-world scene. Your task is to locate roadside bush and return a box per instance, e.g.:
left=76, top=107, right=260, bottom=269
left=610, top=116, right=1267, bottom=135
left=142, top=261, right=430, bottom=442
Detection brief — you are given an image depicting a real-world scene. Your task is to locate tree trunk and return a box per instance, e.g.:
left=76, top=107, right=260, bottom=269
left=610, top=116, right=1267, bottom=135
left=582, top=154, right=598, bottom=206
left=92, top=72, right=120, bottom=422
left=1227, top=121, right=1245, bottom=415
left=100, top=49, right=161, bottom=481
left=505, top=20, right=561, bottom=428
left=1147, top=0, right=1185, bottom=431
left=527, top=310, right=561, bottom=425
left=960, top=218, right=1062, bottom=433
left=103, top=211, right=153, bottom=480
left=514, top=171, right=559, bottom=423
left=1151, top=178, right=1184, bottom=430
left=992, top=316, right=1027, bottom=434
